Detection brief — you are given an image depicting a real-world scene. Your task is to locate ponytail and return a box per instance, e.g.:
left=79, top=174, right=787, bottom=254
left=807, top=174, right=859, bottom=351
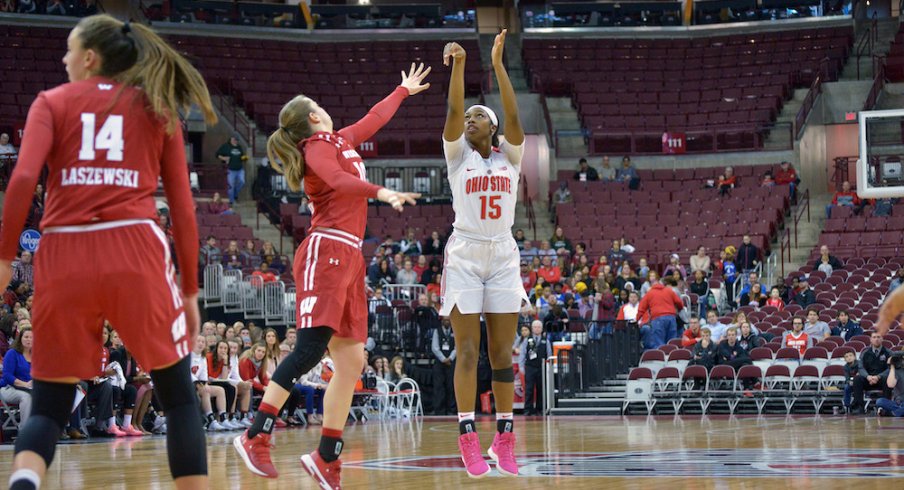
left=75, top=14, right=216, bottom=133
left=267, top=95, right=317, bottom=192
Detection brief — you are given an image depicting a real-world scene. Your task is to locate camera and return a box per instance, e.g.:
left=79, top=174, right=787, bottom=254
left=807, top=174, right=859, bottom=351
left=891, top=352, right=904, bottom=369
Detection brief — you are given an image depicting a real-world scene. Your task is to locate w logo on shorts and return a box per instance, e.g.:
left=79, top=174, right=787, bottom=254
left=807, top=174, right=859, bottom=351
left=298, top=296, right=319, bottom=329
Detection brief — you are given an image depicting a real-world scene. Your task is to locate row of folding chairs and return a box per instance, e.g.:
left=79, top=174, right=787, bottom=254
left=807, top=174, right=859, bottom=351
left=624, top=363, right=846, bottom=415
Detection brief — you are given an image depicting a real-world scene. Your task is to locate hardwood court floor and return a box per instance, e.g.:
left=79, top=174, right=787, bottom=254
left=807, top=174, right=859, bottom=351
left=2, top=415, right=904, bottom=489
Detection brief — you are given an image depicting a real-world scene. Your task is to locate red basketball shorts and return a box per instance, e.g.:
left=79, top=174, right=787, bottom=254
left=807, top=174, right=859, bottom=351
left=293, top=227, right=367, bottom=343
left=31, top=219, right=189, bottom=380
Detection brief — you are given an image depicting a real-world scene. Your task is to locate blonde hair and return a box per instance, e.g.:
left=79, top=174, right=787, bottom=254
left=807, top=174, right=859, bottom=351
left=267, top=95, right=318, bottom=192
left=76, top=15, right=216, bottom=133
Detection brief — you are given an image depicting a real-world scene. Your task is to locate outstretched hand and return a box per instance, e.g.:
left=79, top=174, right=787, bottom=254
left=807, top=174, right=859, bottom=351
left=400, top=62, right=432, bottom=96
left=491, top=29, right=507, bottom=67
left=876, top=286, right=904, bottom=335
left=443, top=42, right=466, bottom=66
left=377, top=188, right=421, bottom=212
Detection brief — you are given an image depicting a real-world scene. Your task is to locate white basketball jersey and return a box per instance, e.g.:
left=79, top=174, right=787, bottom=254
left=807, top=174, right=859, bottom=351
left=443, top=135, right=523, bottom=238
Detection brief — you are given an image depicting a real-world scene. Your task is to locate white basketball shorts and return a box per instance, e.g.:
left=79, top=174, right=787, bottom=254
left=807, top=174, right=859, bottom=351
left=439, top=230, right=529, bottom=317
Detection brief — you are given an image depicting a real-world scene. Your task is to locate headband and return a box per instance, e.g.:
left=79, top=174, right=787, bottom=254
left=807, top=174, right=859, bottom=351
left=467, top=105, right=498, bottom=127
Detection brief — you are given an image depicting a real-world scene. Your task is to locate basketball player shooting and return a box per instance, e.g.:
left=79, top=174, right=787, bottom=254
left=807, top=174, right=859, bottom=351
left=441, top=29, right=529, bottom=479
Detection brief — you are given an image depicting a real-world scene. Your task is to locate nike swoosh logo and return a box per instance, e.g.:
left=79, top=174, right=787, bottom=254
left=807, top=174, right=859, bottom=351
left=465, top=168, right=475, bottom=172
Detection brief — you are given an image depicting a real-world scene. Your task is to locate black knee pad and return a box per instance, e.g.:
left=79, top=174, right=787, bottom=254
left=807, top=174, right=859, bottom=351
left=150, top=356, right=208, bottom=478
left=270, top=326, right=333, bottom=390
left=492, top=368, right=515, bottom=383
left=14, top=381, right=77, bottom=466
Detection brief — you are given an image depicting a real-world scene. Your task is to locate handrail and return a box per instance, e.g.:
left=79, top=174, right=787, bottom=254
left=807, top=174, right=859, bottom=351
left=794, top=59, right=832, bottom=139
left=532, top=73, right=556, bottom=148
left=863, top=56, right=887, bottom=111
left=779, top=228, right=791, bottom=279
left=209, top=83, right=257, bottom=155
left=792, top=188, right=811, bottom=249
left=855, top=13, right=879, bottom=80
left=521, top=178, right=537, bottom=241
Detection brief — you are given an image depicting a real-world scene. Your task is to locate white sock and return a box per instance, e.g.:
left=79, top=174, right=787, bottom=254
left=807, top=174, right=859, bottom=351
left=458, top=411, right=475, bottom=423
left=9, top=469, right=40, bottom=489
left=123, top=415, right=132, bottom=427
left=107, top=417, right=116, bottom=428
left=496, top=412, right=514, bottom=421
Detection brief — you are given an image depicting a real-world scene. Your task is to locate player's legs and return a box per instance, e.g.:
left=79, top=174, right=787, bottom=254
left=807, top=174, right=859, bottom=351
left=449, top=306, right=491, bottom=478
left=485, top=312, right=520, bottom=476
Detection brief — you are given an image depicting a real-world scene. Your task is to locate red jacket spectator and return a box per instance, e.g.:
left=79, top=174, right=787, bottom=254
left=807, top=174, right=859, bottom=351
left=774, top=163, right=797, bottom=185
left=681, top=328, right=702, bottom=347
left=538, top=265, right=561, bottom=284
left=239, top=356, right=269, bottom=392
left=636, top=283, right=684, bottom=325
left=252, top=270, right=278, bottom=283
left=831, top=190, right=861, bottom=206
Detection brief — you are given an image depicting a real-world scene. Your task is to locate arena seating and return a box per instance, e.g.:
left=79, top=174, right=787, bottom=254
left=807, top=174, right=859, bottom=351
left=553, top=163, right=786, bottom=270
left=817, top=211, right=904, bottom=259
left=0, top=26, right=68, bottom=130
left=885, top=23, right=904, bottom=81
left=523, top=26, right=853, bottom=153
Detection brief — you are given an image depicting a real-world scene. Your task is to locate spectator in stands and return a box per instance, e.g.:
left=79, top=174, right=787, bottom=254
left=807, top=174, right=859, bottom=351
left=412, top=255, right=429, bottom=282
left=617, top=290, right=640, bottom=324
left=574, top=157, right=599, bottom=182
left=520, top=261, right=537, bottom=292
left=736, top=235, right=760, bottom=272
left=11, top=251, right=33, bottom=289
left=599, top=156, right=616, bottom=182
left=543, top=297, right=570, bottom=342
left=795, top=279, right=816, bottom=308
left=223, top=240, right=244, bottom=271
left=519, top=320, right=548, bottom=416
left=842, top=350, right=861, bottom=412
left=722, top=247, right=738, bottom=305
left=199, top=235, right=220, bottom=267
left=432, top=319, right=456, bottom=415
left=762, top=171, right=775, bottom=187
left=262, top=328, right=281, bottom=379
left=520, top=240, right=539, bottom=261
left=399, top=229, right=422, bottom=256
left=550, top=227, right=573, bottom=255
left=423, top=230, right=445, bottom=255
left=775, top=161, right=800, bottom=199
left=239, top=343, right=270, bottom=395
left=851, top=332, right=892, bottom=415
left=717, top=326, right=752, bottom=370
left=241, top=239, right=258, bottom=265
left=740, top=283, right=766, bottom=307
left=832, top=310, right=863, bottom=341
left=537, top=240, right=557, bottom=263
left=16, top=0, right=35, bottom=13
left=512, top=229, right=527, bottom=250
left=369, top=259, right=394, bottom=287
left=206, top=192, right=232, bottom=214
left=782, top=317, right=811, bottom=356
left=420, top=259, right=441, bottom=286
left=826, top=180, right=861, bottom=218
left=0, top=133, right=16, bottom=159
left=636, top=257, right=650, bottom=279
left=690, top=328, right=718, bottom=370
left=637, top=276, right=684, bottom=349
left=387, top=356, right=406, bottom=384
left=616, top=156, right=638, bottom=187
left=681, top=316, right=703, bottom=347
left=738, top=271, right=760, bottom=297
left=396, top=259, right=418, bottom=285
left=207, top=341, right=253, bottom=429
left=614, top=264, right=641, bottom=294
left=689, top=246, right=711, bottom=276
left=253, top=262, right=279, bottom=284
left=813, top=245, right=843, bottom=272
left=538, top=256, right=562, bottom=285
left=217, top=134, right=248, bottom=204
left=688, top=270, right=711, bottom=317
left=607, top=240, right=628, bottom=269
left=716, top=167, right=737, bottom=196
left=552, top=181, right=572, bottom=206
left=703, top=309, right=729, bottom=344
left=190, top=335, right=229, bottom=431
left=296, top=360, right=328, bottom=425
left=663, top=254, right=686, bottom=280
left=890, top=268, right=904, bottom=293
left=766, top=287, right=785, bottom=310
left=46, top=0, right=66, bottom=15
left=589, top=285, right=616, bottom=340
left=0, top=326, right=32, bottom=425
left=281, top=329, right=296, bottom=351
left=259, top=241, right=284, bottom=273
left=782, top=277, right=799, bottom=304
left=737, top=322, right=761, bottom=351
left=876, top=357, right=904, bottom=417
left=512, top=325, right=531, bottom=356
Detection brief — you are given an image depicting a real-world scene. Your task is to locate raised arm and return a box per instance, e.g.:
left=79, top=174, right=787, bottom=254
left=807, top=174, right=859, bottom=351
left=492, top=29, right=523, bottom=146
left=339, top=63, right=431, bottom=147
left=442, top=42, right=466, bottom=142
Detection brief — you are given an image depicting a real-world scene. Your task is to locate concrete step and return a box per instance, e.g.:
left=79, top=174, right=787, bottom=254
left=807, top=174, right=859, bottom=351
left=549, top=407, right=622, bottom=415
left=573, top=392, right=626, bottom=399
left=557, top=398, right=623, bottom=408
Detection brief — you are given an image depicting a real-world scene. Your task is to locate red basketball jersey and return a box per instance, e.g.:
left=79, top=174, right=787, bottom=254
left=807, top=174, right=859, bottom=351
left=0, top=76, right=198, bottom=293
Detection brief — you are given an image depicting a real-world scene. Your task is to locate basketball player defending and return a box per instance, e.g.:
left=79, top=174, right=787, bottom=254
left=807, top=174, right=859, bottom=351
left=233, top=63, right=429, bottom=489
left=441, top=30, right=528, bottom=478
left=0, top=15, right=215, bottom=490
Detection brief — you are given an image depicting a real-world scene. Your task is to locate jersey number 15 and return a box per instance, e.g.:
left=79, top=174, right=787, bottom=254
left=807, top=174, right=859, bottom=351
left=479, top=195, right=501, bottom=220
left=79, top=113, right=124, bottom=161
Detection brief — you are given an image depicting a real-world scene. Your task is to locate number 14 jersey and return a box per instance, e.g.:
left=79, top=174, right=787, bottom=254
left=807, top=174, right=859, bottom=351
left=443, top=134, right=523, bottom=239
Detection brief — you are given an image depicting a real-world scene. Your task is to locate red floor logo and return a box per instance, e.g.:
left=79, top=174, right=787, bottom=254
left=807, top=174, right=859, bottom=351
left=344, top=449, right=904, bottom=478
